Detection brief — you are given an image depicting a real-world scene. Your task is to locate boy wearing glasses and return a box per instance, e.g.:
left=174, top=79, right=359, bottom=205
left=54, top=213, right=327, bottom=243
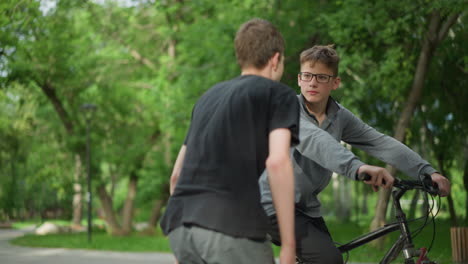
left=259, top=45, right=451, bottom=263
left=160, top=18, right=299, bottom=264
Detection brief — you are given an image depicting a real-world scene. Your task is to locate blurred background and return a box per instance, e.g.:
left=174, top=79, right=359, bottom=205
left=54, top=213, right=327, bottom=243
left=0, top=0, right=467, bottom=262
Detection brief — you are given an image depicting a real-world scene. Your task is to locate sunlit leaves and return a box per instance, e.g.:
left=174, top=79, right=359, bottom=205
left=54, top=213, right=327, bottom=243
left=0, top=0, right=465, bottom=222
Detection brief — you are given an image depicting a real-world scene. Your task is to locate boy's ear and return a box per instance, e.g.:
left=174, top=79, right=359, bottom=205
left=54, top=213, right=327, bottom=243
left=332, top=76, right=341, bottom=90
left=271, top=52, right=281, bottom=70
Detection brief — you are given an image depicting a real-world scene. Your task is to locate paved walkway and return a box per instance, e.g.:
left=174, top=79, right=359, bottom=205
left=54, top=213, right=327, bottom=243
left=0, top=227, right=176, bottom=264
left=0, top=227, right=372, bottom=264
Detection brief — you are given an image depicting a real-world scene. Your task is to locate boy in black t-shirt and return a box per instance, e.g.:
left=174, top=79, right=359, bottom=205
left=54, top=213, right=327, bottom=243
left=160, top=18, right=300, bottom=264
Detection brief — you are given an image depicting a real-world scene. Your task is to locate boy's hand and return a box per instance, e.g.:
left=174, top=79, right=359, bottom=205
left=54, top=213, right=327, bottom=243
left=430, top=173, right=451, bottom=197
left=357, top=165, right=394, bottom=192
left=279, top=245, right=296, bottom=264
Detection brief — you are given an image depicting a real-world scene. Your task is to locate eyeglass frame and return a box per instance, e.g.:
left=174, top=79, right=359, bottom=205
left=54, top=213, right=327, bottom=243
left=299, top=72, right=335, bottom=83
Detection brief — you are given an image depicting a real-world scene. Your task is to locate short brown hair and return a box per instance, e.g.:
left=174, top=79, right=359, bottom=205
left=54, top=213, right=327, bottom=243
left=235, top=18, right=285, bottom=69
left=300, top=45, right=340, bottom=76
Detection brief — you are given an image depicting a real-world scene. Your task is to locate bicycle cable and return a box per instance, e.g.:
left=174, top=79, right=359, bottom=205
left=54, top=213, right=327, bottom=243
left=387, top=177, right=440, bottom=257
left=410, top=190, right=432, bottom=238
left=412, top=192, right=439, bottom=252
left=426, top=195, right=441, bottom=252
left=408, top=187, right=440, bottom=253
left=386, top=190, right=432, bottom=228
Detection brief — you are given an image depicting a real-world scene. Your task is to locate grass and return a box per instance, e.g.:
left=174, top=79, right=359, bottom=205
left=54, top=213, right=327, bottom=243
left=11, top=221, right=39, bottom=230
left=12, top=230, right=171, bottom=252
left=10, top=218, right=454, bottom=262
left=10, top=219, right=107, bottom=230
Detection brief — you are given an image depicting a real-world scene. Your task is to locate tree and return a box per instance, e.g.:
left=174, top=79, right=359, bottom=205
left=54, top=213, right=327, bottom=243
left=2, top=0, right=167, bottom=234
left=371, top=9, right=461, bottom=246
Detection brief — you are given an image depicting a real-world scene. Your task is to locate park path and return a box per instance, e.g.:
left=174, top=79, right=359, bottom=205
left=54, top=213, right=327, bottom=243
left=0, top=227, right=176, bottom=264
left=0, top=227, right=373, bottom=264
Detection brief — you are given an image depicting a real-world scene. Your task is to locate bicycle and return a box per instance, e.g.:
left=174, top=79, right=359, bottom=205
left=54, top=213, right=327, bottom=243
left=333, top=173, right=441, bottom=264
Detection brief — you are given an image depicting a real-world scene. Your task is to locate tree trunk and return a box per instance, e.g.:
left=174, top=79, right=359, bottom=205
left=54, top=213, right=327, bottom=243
left=447, top=195, right=458, bottom=225
left=7, top=155, right=17, bottom=220
left=121, top=174, right=138, bottom=234
left=464, top=140, right=468, bottom=226
left=97, top=184, right=124, bottom=235
left=39, top=82, right=92, bottom=227
left=369, top=10, right=459, bottom=249
left=39, top=82, right=74, bottom=134
left=371, top=166, right=396, bottom=243
left=110, top=165, right=117, bottom=197
left=144, top=183, right=170, bottom=234
left=119, top=150, right=150, bottom=235
left=145, top=134, right=172, bottom=233
left=72, top=154, right=83, bottom=227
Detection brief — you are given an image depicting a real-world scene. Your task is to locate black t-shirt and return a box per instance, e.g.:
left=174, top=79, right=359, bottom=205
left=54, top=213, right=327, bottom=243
left=160, top=75, right=300, bottom=240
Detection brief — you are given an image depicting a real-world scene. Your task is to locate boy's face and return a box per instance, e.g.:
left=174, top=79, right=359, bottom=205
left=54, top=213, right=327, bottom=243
left=298, top=61, right=340, bottom=105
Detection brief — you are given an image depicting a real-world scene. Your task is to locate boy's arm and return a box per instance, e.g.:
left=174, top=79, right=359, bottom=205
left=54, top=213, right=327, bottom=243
left=340, top=107, right=435, bottom=177
left=295, top=126, right=393, bottom=190
left=170, top=145, right=187, bottom=195
left=295, top=121, right=365, bottom=180
left=168, top=145, right=187, bottom=264
left=267, top=128, right=296, bottom=264
left=341, top=108, right=451, bottom=196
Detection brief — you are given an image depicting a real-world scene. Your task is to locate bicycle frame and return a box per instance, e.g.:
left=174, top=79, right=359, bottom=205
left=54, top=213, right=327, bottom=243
left=337, top=186, right=434, bottom=264
left=337, top=221, right=400, bottom=253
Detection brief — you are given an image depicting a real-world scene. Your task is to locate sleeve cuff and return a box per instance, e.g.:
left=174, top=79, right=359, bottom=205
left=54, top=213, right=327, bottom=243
left=418, top=166, right=438, bottom=178
left=350, top=160, right=366, bottom=180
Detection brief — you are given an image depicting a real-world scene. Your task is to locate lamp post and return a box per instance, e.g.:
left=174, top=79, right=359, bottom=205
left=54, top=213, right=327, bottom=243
left=80, top=103, right=96, bottom=243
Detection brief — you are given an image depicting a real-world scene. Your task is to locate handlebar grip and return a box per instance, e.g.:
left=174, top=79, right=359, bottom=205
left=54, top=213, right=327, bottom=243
left=420, top=173, right=440, bottom=195
left=359, top=172, right=439, bottom=195
left=357, top=173, right=371, bottom=181
left=358, top=172, right=388, bottom=185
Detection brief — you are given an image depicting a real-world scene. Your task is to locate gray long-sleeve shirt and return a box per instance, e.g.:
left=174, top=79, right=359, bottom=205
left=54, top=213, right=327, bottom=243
left=259, top=95, right=437, bottom=218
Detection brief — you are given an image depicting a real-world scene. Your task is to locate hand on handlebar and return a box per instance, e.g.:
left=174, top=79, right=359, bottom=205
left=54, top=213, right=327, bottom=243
left=430, top=173, right=451, bottom=197
left=357, top=165, right=394, bottom=192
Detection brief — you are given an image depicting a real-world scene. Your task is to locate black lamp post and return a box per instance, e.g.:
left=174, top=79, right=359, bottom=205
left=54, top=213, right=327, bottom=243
left=80, top=103, right=97, bottom=243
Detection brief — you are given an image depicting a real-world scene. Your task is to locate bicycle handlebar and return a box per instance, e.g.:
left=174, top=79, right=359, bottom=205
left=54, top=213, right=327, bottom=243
left=357, top=173, right=439, bottom=196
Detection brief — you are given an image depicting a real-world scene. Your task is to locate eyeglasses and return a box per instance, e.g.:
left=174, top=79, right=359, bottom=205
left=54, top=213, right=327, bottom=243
left=299, top=72, right=334, bottom=83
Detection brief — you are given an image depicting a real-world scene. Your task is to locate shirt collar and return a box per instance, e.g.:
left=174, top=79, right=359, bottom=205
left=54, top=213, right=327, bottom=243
left=298, top=94, right=341, bottom=117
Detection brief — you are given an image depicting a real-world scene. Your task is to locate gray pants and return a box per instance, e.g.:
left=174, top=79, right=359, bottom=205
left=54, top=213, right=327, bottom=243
left=168, top=225, right=275, bottom=264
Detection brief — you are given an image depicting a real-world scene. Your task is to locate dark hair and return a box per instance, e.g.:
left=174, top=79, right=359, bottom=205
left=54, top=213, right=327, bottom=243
left=300, top=45, right=339, bottom=76
left=235, top=18, right=285, bottom=69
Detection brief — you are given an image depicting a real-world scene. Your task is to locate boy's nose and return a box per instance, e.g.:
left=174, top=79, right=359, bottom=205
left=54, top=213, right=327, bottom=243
left=310, top=78, right=319, bottom=86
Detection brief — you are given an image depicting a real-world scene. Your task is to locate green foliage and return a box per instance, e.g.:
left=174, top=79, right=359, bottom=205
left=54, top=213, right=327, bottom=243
left=0, top=0, right=466, bottom=230
left=0, top=82, right=74, bottom=220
